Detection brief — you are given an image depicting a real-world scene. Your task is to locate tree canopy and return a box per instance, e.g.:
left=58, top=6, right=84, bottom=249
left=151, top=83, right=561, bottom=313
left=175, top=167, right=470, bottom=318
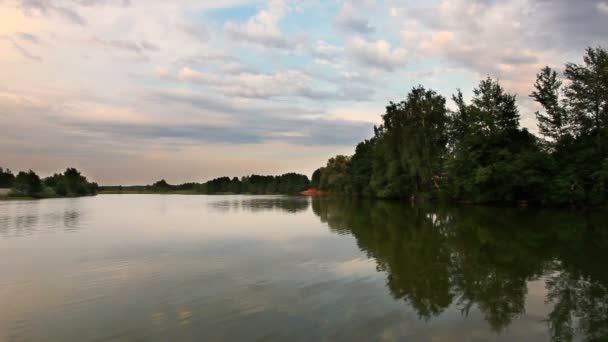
left=4, top=167, right=98, bottom=198
left=313, top=47, right=608, bottom=207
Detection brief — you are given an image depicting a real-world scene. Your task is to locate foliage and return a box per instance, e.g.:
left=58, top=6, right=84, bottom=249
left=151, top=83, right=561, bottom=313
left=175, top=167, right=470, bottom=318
left=0, top=167, right=16, bottom=188
left=4, top=167, right=98, bottom=198
left=13, top=170, right=43, bottom=197
left=102, top=173, right=310, bottom=195
left=43, top=168, right=99, bottom=197
left=314, top=47, right=608, bottom=207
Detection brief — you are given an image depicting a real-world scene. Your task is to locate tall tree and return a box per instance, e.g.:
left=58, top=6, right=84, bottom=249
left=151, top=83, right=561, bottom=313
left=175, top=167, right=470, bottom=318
left=371, top=86, right=449, bottom=198
left=563, top=47, right=608, bottom=148
left=446, top=77, right=547, bottom=203
left=530, top=66, right=571, bottom=144
left=471, top=77, right=520, bottom=134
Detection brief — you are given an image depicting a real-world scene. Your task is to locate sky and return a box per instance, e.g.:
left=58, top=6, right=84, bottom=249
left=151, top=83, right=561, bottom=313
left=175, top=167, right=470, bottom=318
left=1, top=0, right=607, bottom=185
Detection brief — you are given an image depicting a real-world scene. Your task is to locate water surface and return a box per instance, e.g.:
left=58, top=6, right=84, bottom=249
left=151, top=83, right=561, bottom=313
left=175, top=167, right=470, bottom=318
left=0, top=195, right=607, bottom=341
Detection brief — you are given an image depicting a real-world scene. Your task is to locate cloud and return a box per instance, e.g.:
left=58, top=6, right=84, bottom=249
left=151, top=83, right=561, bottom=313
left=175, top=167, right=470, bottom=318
left=15, top=32, right=41, bottom=44
left=67, top=117, right=372, bottom=146
left=335, top=3, right=375, bottom=34
left=397, top=0, right=547, bottom=98
left=347, top=36, right=407, bottom=71
left=17, top=0, right=86, bottom=25
left=1, top=35, right=42, bottom=61
left=10, top=39, right=42, bottom=61
left=175, top=65, right=375, bottom=102
left=180, top=23, right=209, bottom=43
left=2, top=0, right=607, bottom=183
left=224, top=0, right=293, bottom=49
left=93, top=37, right=159, bottom=54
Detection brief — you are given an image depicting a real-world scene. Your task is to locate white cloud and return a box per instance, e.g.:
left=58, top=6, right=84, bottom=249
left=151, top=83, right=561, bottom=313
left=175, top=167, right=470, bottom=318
left=347, top=36, right=407, bottom=71
left=335, top=3, right=375, bottom=34
left=309, top=39, right=343, bottom=63
left=224, top=0, right=293, bottom=49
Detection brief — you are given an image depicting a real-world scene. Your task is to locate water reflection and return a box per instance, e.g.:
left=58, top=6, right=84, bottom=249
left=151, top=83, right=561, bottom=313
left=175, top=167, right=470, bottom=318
left=0, top=199, right=84, bottom=237
left=1, top=195, right=607, bottom=341
left=312, top=198, right=608, bottom=341
left=208, top=196, right=310, bottom=213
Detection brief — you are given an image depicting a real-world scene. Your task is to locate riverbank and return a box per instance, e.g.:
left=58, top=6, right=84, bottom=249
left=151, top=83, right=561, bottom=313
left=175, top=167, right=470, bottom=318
left=99, top=189, right=202, bottom=195
left=98, top=190, right=303, bottom=196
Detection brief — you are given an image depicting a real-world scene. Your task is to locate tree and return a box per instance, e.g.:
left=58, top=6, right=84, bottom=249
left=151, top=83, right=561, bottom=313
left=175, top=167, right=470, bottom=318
left=348, top=139, right=375, bottom=196
left=370, top=86, right=450, bottom=199
left=311, top=168, right=323, bottom=189
left=471, top=77, right=520, bottom=134
left=13, top=170, right=43, bottom=197
left=152, top=179, right=172, bottom=192
left=532, top=47, right=608, bottom=205
left=563, top=47, right=608, bottom=144
left=43, top=168, right=98, bottom=197
left=319, top=156, right=351, bottom=192
left=0, top=167, right=15, bottom=188
left=530, top=66, right=571, bottom=145
left=310, top=47, right=608, bottom=206
left=445, top=78, right=547, bottom=203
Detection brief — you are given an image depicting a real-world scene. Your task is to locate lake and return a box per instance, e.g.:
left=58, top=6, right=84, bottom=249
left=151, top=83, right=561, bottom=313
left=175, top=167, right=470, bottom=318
left=1, top=195, right=607, bottom=341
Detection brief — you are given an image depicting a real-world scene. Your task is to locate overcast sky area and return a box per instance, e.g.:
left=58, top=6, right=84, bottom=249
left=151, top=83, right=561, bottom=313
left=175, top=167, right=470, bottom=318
left=1, top=0, right=607, bottom=184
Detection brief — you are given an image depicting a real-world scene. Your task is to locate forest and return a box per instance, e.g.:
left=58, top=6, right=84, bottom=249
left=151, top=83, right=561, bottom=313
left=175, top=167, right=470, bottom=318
left=312, top=47, right=608, bottom=207
left=0, top=167, right=98, bottom=198
left=100, top=173, right=310, bottom=195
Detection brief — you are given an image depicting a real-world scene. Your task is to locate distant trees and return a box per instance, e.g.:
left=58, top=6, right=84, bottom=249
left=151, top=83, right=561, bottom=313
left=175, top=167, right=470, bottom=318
left=43, top=168, right=98, bottom=197
left=13, top=170, right=43, bottom=197
left=105, top=173, right=311, bottom=195
left=4, top=167, right=98, bottom=198
left=207, top=173, right=310, bottom=195
left=0, top=167, right=15, bottom=188
left=313, top=47, right=608, bottom=207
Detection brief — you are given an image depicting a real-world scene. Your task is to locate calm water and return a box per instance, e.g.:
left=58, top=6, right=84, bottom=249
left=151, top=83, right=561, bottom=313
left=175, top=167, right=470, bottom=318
left=1, top=195, right=607, bottom=341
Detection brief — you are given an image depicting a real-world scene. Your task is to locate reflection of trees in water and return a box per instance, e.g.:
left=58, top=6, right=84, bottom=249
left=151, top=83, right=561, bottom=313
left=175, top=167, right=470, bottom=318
left=312, top=198, right=608, bottom=341
left=208, top=197, right=310, bottom=214
left=545, top=224, right=608, bottom=342
left=0, top=200, right=84, bottom=237
left=62, top=210, right=81, bottom=231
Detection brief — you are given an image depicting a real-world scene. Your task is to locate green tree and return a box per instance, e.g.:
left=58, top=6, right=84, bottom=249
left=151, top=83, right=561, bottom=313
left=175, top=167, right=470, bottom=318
left=0, top=167, right=16, bottom=188
left=311, top=168, right=323, bottom=189
left=370, top=86, right=449, bottom=199
left=347, top=139, right=375, bottom=196
left=13, top=170, right=43, bottom=197
left=530, top=66, right=571, bottom=145
left=318, top=155, right=351, bottom=192
left=563, top=47, right=608, bottom=145
left=445, top=78, right=547, bottom=203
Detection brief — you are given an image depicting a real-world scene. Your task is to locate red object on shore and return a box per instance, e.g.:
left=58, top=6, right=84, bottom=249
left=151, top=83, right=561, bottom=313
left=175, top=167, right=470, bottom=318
left=300, top=188, right=326, bottom=196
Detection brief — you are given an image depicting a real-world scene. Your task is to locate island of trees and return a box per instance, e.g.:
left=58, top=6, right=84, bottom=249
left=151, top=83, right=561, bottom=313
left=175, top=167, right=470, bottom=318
left=100, top=173, right=311, bottom=195
left=0, top=167, right=98, bottom=199
left=312, top=47, right=608, bottom=207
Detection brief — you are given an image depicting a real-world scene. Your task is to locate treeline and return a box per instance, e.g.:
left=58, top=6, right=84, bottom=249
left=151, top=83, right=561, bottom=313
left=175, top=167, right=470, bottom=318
left=101, top=173, right=310, bottom=195
left=312, top=47, right=608, bottom=207
left=0, top=167, right=98, bottom=198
